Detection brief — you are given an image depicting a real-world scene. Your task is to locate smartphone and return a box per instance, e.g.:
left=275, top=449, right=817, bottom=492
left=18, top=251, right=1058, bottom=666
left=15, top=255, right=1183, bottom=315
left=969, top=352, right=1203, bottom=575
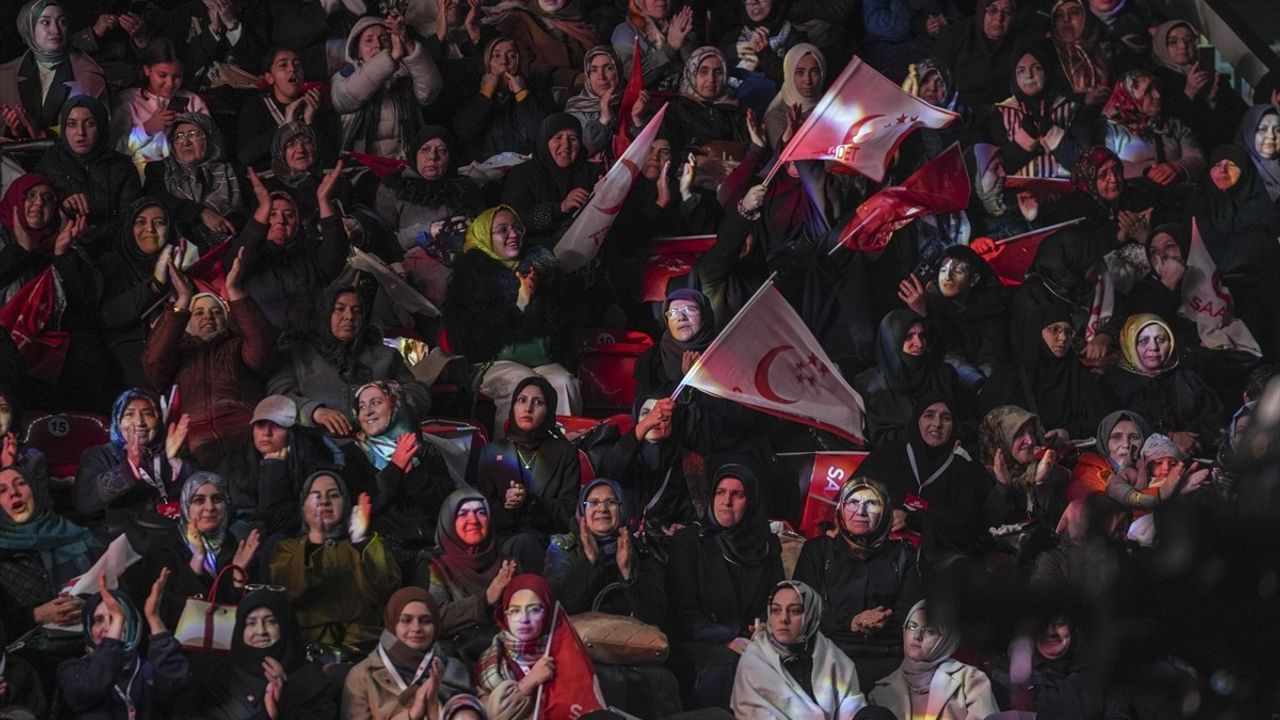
left=1197, top=47, right=1216, bottom=71
left=169, top=96, right=189, bottom=114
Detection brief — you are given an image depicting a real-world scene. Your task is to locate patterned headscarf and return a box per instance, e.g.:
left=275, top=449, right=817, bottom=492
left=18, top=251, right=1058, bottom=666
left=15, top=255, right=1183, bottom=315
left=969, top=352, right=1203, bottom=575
left=163, top=112, right=242, bottom=216
left=1071, top=146, right=1122, bottom=200
left=680, top=47, right=730, bottom=104
left=1102, top=70, right=1161, bottom=134
left=834, top=477, right=892, bottom=553
left=178, top=471, right=229, bottom=575
left=979, top=405, right=1044, bottom=486
left=108, top=387, right=165, bottom=451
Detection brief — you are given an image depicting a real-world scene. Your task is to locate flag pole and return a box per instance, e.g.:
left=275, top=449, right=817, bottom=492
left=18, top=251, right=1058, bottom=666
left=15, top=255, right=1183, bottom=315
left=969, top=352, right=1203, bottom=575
left=668, top=272, right=779, bottom=400
left=991, top=216, right=1086, bottom=246
left=531, top=603, right=562, bottom=720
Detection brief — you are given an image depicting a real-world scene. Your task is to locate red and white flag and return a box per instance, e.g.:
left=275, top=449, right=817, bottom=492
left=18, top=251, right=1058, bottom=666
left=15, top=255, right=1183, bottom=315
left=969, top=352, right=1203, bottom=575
left=1180, top=219, right=1261, bottom=355
left=978, top=217, right=1085, bottom=287
left=185, top=238, right=231, bottom=297
left=0, top=267, right=69, bottom=383
left=765, top=55, right=960, bottom=184
left=1085, top=270, right=1114, bottom=342
left=535, top=604, right=607, bottom=719
left=675, top=280, right=866, bottom=445
left=612, top=39, right=644, bottom=158
left=555, top=102, right=669, bottom=273
left=837, top=142, right=969, bottom=253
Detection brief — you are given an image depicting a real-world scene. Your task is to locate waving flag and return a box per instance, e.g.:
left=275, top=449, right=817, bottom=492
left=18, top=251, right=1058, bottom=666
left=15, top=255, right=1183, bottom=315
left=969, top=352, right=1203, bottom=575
left=675, top=280, right=866, bottom=444
left=764, top=55, right=960, bottom=184
left=612, top=39, right=645, bottom=158
left=555, top=103, right=669, bottom=273
left=185, top=239, right=231, bottom=297
left=1180, top=219, right=1261, bottom=355
left=837, top=142, right=970, bottom=253
left=978, top=217, right=1085, bottom=287
left=535, top=604, right=607, bottom=719
left=0, top=268, right=69, bottom=383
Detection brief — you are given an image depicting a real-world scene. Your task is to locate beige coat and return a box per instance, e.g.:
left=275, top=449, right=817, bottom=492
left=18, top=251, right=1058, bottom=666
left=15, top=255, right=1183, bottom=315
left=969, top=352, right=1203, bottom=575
left=341, top=648, right=472, bottom=720
left=0, top=51, right=105, bottom=134
left=870, top=659, right=999, bottom=720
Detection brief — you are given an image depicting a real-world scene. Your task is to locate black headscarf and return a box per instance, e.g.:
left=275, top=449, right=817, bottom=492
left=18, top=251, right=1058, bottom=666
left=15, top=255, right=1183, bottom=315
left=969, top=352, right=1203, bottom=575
left=1009, top=44, right=1060, bottom=128
left=1196, top=144, right=1278, bottom=236
left=284, top=284, right=379, bottom=385
left=503, top=375, right=562, bottom=451
left=1025, top=226, right=1107, bottom=304
left=533, top=113, right=595, bottom=202
left=115, top=197, right=176, bottom=285
left=0, top=384, right=23, bottom=435
left=296, top=470, right=350, bottom=542
left=384, top=125, right=475, bottom=210
left=872, top=310, right=952, bottom=397
left=55, top=95, right=111, bottom=164
left=905, top=393, right=958, bottom=487
left=1016, top=304, right=1078, bottom=414
left=706, top=464, right=771, bottom=567
left=659, top=288, right=717, bottom=381
left=231, top=588, right=304, bottom=676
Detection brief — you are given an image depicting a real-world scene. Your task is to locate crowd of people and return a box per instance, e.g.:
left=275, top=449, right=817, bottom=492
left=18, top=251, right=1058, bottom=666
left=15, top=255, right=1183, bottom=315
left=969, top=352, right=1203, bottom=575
left=1, top=0, right=1279, bottom=716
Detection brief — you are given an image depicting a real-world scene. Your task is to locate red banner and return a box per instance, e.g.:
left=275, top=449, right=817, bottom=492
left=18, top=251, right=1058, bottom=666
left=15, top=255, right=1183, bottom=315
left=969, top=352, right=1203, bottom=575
left=536, top=604, right=607, bottom=719
left=798, top=452, right=868, bottom=538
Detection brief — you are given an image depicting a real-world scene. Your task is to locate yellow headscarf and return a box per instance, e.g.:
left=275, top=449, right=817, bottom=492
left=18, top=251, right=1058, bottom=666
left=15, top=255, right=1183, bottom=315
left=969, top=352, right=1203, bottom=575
left=1119, top=313, right=1177, bottom=376
left=463, top=205, right=521, bottom=269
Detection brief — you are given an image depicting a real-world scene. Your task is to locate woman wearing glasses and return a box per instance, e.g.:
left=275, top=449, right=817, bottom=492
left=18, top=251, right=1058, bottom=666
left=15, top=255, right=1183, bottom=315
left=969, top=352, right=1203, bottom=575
left=792, top=477, right=921, bottom=692
left=443, top=205, right=581, bottom=437
left=869, top=600, right=998, bottom=719
left=474, top=574, right=568, bottom=720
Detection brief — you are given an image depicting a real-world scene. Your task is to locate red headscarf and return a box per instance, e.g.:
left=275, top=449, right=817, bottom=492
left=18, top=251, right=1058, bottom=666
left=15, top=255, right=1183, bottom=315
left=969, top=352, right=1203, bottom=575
left=496, top=573, right=554, bottom=631
left=0, top=174, right=58, bottom=247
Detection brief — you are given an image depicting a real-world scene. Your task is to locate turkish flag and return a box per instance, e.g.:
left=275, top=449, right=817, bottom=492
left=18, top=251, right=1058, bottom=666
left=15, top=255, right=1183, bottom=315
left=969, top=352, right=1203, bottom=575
left=1085, top=270, right=1114, bottom=342
left=837, top=142, right=970, bottom=253
left=185, top=239, right=231, bottom=298
left=677, top=280, right=866, bottom=445
left=1179, top=218, right=1261, bottom=355
left=0, top=268, right=69, bottom=383
left=979, top=217, right=1085, bottom=287
left=612, top=39, right=645, bottom=158
left=535, top=604, right=607, bottom=719
left=766, top=55, right=960, bottom=184
left=555, top=102, right=670, bottom=273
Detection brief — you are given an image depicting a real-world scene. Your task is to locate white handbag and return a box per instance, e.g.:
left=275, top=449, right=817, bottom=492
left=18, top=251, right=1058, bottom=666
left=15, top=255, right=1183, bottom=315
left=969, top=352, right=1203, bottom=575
left=174, top=564, right=245, bottom=653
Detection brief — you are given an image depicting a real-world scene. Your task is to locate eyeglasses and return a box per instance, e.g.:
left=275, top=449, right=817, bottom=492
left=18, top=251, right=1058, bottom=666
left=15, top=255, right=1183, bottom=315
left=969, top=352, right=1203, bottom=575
left=984, top=6, right=1014, bottom=19
left=841, top=498, right=883, bottom=514
left=493, top=222, right=525, bottom=236
left=23, top=189, right=57, bottom=204
left=583, top=498, right=621, bottom=510
left=173, top=129, right=205, bottom=143
left=245, top=584, right=287, bottom=592
left=905, top=621, right=941, bottom=639
left=665, top=306, right=701, bottom=319
left=505, top=604, right=546, bottom=620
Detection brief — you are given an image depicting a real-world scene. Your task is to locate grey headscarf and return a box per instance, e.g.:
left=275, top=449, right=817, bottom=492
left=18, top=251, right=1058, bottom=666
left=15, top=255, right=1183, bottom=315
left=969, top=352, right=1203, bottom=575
left=766, top=580, right=824, bottom=655
left=1239, top=104, right=1280, bottom=201
left=179, top=471, right=230, bottom=576
left=1096, top=409, right=1152, bottom=470
left=899, top=600, right=961, bottom=695
left=17, top=0, right=66, bottom=68
left=163, top=112, right=242, bottom=215
left=564, top=46, right=622, bottom=118
left=271, top=121, right=319, bottom=189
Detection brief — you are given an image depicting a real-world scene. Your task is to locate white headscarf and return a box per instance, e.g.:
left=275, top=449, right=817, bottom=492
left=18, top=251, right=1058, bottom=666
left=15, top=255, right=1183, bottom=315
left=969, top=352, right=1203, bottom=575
left=766, top=43, right=826, bottom=116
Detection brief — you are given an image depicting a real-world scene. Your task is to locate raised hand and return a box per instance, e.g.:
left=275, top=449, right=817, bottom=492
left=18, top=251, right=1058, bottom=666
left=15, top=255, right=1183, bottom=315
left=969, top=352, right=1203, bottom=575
left=187, top=517, right=208, bottom=574
left=0, top=432, right=17, bottom=467
left=667, top=6, right=693, bottom=50
left=992, top=448, right=1012, bottom=486
left=390, top=432, right=421, bottom=472
left=485, top=559, right=517, bottom=606
left=312, top=407, right=353, bottom=436
left=62, top=193, right=90, bottom=218
left=782, top=103, right=803, bottom=145
left=169, top=259, right=194, bottom=310
left=246, top=166, right=272, bottom=210
left=896, top=273, right=927, bottom=316
left=504, top=480, right=526, bottom=510
left=679, top=152, right=696, bottom=200
left=631, top=90, right=650, bottom=127
left=316, top=159, right=345, bottom=218
left=144, top=567, right=171, bottom=634
left=224, top=247, right=247, bottom=301
left=745, top=107, right=767, bottom=149
left=408, top=656, right=444, bottom=720
left=749, top=26, right=769, bottom=53
left=516, top=269, right=537, bottom=311
left=615, top=526, right=633, bottom=580
left=54, top=213, right=87, bottom=256
left=464, top=0, right=482, bottom=44
left=165, top=413, right=191, bottom=460
left=98, top=575, right=126, bottom=641
left=655, top=160, right=672, bottom=207
left=1033, top=448, right=1056, bottom=485
left=579, top=515, right=599, bottom=564
left=232, top=528, right=262, bottom=570
left=349, top=492, right=372, bottom=543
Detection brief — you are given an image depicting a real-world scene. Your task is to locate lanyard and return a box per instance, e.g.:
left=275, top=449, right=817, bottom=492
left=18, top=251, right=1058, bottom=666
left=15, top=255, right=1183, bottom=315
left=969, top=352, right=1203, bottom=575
left=906, top=445, right=955, bottom=493
left=377, top=645, right=434, bottom=693
left=113, top=660, right=141, bottom=720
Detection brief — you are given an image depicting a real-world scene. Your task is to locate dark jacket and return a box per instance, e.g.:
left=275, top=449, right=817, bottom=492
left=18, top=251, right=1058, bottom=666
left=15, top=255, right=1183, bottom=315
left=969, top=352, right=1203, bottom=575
left=476, top=437, right=581, bottom=539
left=933, top=15, right=1036, bottom=107
left=442, top=246, right=567, bottom=364
left=56, top=634, right=190, bottom=720
left=666, top=525, right=783, bottom=644
left=544, top=532, right=667, bottom=624
left=229, top=215, right=349, bottom=330
left=73, top=444, right=190, bottom=533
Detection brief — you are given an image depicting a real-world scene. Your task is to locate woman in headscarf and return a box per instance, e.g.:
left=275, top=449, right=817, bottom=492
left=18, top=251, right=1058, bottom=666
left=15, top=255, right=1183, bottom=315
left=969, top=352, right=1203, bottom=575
left=963, top=143, right=1048, bottom=241
left=730, top=580, right=867, bottom=719
left=483, top=0, right=597, bottom=95
left=175, top=587, right=338, bottom=719
left=1048, top=0, right=1114, bottom=107
left=268, top=470, right=401, bottom=650
left=330, top=14, right=443, bottom=158
left=33, top=95, right=140, bottom=253
left=141, top=112, right=244, bottom=251
left=95, top=198, right=197, bottom=388
left=0, top=386, right=46, bottom=481
left=896, top=58, right=969, bottom=175
left=475, top=377, right=580, bottom=569
left=1102, top=68, right=1206, bottom=184
left=670, top=47, right=746, bottom=147
left=475, top=574, right=570, bottom=720
left=0, top=0, right=106, bottom=139
left=856, top=396, right=991, bottom=562
left=236, top=47, right=341, bottom=170
left=855, top=309, right=974, bottom=448
left=1193, top=144, right=1280, bottom=237
left=912, top=245, right=1010, bottom=388
left=1056, top=146, right=1169, bottom=257
left=720, top=0, right=798, bottom=85
left=419, top=489, right=516, bottom=664
left=135, top=472, right=260, bottom=629
left=343, top=587, right=471, bottom=719
left=443, top=205, right=581, bottom=435
left=991, top=614, right=1130, bottom=717
left=793, top=477, right=921, bottom=691
left=610, top=0, right=694, bottom=91
left=564, top=46, right=623, bottom=157
left=869, top=600, right=998, bottom=719
left=1105, top=313, right=1225, bottom=454
left=501, top=113, right=600, bottom=247
left=1104, top=432, right=1210, bottom=512
left=110, top=38, right=211, bottom=172
left=57, top=573, right=190, bottom=720
left=453, top=37, right=549, bottom=158
left=377, top=125, right=482, bottom=251
left=667, top=465, right=783, bottom=708
left=142, top=249, right=277, bottom=468
left=978, top=405, right=1070, bottom=533
left=0, top=465, right=99, bottom=639
left=1068, top=408, right=1151, bottom=500
left=637, top=288, right=717, bottom=395
left=1238, top=104, right=1280, bottom=203
left=261, top=122, right=354, bottom=224
left=988, top=45, right=1088, bottom=179
left=980, top=304, right=1113, bottom=439
left=230, top=154, right=348, bottom=329
left=933, top=0, right=1037, bottom=107
left=74, top=387, right=191, bottom=533
left=763, top=44, right=825, bottom=149
left=1150, top=20, right=1247, bottom=152
left=270, top=283, right=430, bottom=438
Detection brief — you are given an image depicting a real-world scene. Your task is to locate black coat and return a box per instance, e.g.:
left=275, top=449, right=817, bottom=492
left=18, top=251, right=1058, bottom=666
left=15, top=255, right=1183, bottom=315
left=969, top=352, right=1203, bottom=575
left=666, top=525, right=782, bottom=644
left=544, top=533, right=667, bottom=624
left=933, top=17, right=1037, bottom=107
left=476, top=437, right=581, bottom=539
left=1104, top=366, right=1225, bottom=447
left=229, top=215, right=349, bottom=330
left=33, top=142, right=140, bottom=254
left=131, top=532, right=243, bottom=630
left=442, top=246, right=567, bottom=364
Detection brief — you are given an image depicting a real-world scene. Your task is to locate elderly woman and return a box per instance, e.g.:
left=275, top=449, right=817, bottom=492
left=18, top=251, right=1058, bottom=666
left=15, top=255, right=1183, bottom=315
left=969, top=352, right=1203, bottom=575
left=141, top=112, right=244, bottom=251
left=1150, top=20, right=1247, bottom=151
left=1047, top=0, right=1114, bottom=106
left=610, top=0, right=694, bottom=90
left=331, top=14, right=443, bottom=158
left=268, top=470, right=401, bottom=650
left=1105, top=432, right=1210, bottom=512
left=443, top=206, right=580, bottom=435
left=1194, top=145, right=1280, bottom=237
left=764, top=44, right=825, bottom=149
left=74, top=387, right=192, bottom=532
left=454, top=37, right=548, bottom=158
left=343, top=587, right=471, bottom=720
left=259, top=122, right=354, bottom=224
left=979, top=405, right=1070, bottom=534
left=0, top=0, right=106, bottom=139
left=1105, top=313, right=1225, bottom=454
left=731, top=580, right=867, bottom=719
left=377, top=125, right=482, bottom=251
left=869, top=600, right=999, bottom=720
left=484, top=0, right=597, bottom=95
left=270, top=284, right=430, bottom=437
left=501, top=113, right=599, bottom=246
left=667, top=466, right=783, bottom=708
left=0, top=465, right=99, bottom=638
left=564, top=47, right=624, bottom=157
left=33, top=96, right=140, bottom=253
left=141, top=250, right=276, bottom=468
left=110, top=39, right=211, bottom=171
left=793, top=477, right=921, bottom=690
left=1239, top=104, right=1280, bottom=202
left=230, top=156, right=348, bottom=329
left=987, top=46, right=1088, bottom=179
left=1103, top=69, right=1206, bottom=184
left=1068, top=409, right=1152, bottom=501
left=669, top=47, right=746, bottom=147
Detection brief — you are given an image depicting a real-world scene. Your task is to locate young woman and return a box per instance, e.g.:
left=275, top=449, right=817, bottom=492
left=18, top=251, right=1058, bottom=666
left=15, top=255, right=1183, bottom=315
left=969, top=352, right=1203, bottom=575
left=563, top=47, right=624, bottom=157
left=453, top=38, right=548, bottom=158
left=475, top=574, right=572, bottom=720
left=763, top=44, right=825, bottom=149
left=0, top=0, right=106, bottom=139
left=669, top=47, right=745, bottom=147
left=987, top=46, right=1087, bottom=179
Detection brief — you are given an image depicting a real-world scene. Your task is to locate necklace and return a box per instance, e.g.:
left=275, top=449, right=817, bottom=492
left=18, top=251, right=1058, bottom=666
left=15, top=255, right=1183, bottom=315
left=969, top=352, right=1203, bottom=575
left=515, top=447, right=537, bottom=471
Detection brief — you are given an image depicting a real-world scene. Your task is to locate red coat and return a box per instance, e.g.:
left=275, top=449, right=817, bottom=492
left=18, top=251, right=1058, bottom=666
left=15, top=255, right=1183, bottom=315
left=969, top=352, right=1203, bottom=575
left=142, top=298, right=277, bottom=467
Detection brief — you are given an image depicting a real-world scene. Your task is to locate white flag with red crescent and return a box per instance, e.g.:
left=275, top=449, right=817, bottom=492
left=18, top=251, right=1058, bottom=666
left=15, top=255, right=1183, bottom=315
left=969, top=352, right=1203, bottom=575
left=1180, top=219, right=1261, bottom=355
left=555, top=102, right=669, bottom=273
left=677, top=280, right=866, bottom=444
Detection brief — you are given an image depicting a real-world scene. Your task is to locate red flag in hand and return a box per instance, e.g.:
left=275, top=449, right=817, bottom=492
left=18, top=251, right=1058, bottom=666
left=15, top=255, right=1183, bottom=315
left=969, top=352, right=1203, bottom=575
left=978, top=217, right=1084, bottom=287
left=0, top=268, right=69, bottom=383
left=346, top=152, right=406, bottom=179
left=537, top=604, right=607, bottom=719
left=837, top=142, right=970, bottom=253
left=184, top=239, right=232, bottom=298
left=613, top=39, right=645, bottom=158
